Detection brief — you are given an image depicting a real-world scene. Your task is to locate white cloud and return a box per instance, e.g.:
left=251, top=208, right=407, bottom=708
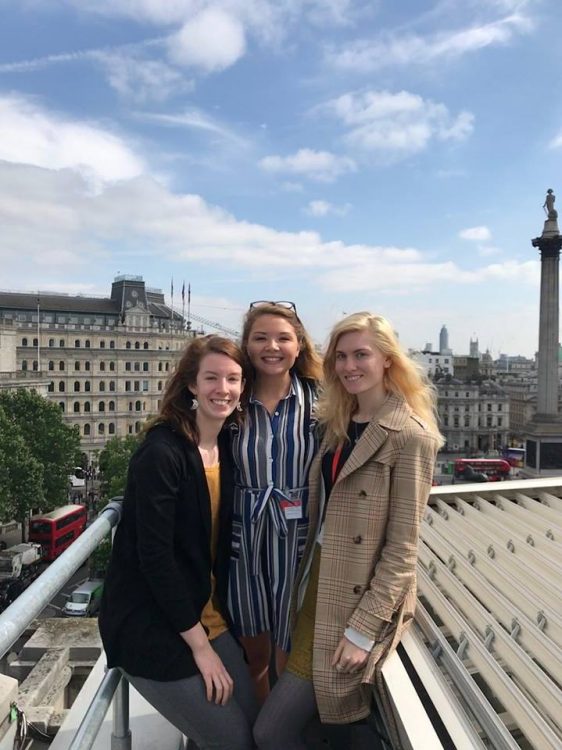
left=304, top=200, right=351, bottom=217
left=0, top=94, right=145, bottom=186
left=459, top=225, right=492, bottom=241
left=259, top=148, right=356, bottom=182
left=549, top=130, right=562, bottom=149
left=99, top=53, right=191, bottom=102
left=135, top=108, right=247, bottom=147
left=323, top=90, right=473, bottom=158
left=328, top=12, right=533, bottom=72
left=168, top=8, right=246, bottom=72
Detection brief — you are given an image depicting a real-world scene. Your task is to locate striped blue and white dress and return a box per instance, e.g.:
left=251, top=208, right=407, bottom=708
left=228, top=375, right=318, bottom=651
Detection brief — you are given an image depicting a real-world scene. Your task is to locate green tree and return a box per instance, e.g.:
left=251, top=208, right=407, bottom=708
left=0, top=389, right=81, bottom=538
left=0, top=405, right=45, bottom=541
left=98, top=435, right=140, bottom=503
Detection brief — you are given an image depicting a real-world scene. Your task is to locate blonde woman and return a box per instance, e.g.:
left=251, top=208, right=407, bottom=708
left=254, top=312, right=442, bottom=750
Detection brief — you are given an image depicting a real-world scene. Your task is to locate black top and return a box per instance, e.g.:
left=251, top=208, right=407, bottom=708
left=321, top=420, right=369, bottom=496
left=98, top=423, right=234, bottom=681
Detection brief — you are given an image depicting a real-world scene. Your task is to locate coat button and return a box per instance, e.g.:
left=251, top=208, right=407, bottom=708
left=353, top=535, right=362, bottom=544
left=353, top=585, right=362, bottom=594
left=358, top=490, right=367, bottom=497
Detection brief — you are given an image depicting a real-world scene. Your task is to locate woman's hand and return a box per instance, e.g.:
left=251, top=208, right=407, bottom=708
left=181, top=623, right=234, bottom=704
left=331, top=636, right=369, bottom=674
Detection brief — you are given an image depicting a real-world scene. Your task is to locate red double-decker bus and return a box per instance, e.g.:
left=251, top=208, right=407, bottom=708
left=29, top=504, right=87, bottom=561
left=454, top=458, right=511, bottom=482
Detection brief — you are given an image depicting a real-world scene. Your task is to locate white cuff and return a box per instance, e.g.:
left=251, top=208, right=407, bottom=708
left=344, top=627, right=374, bottom=652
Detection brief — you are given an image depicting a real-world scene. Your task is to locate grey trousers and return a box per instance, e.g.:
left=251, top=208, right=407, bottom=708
left=125, top=631, right=258, bottom=750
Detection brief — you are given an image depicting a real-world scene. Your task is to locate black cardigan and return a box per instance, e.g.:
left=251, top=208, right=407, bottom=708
left=98, top=423, right=234, bottom=681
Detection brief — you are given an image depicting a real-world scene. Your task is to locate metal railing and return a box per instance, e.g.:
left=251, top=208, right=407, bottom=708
left=0, top=499, right=128, bottom=750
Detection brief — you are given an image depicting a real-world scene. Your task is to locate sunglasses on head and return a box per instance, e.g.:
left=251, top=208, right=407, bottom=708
left=249, top=300, right=298, bottom=315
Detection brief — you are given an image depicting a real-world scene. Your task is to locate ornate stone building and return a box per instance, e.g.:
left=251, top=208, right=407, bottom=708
left=0, top=276, right=195, bottom=459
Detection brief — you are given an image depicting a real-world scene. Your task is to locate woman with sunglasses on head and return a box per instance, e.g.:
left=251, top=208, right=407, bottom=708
left=99, top=336, right=258, bottom=750
left=254, top=313, right=442, bottom=750
left=228, top=301, right=323, bottom=703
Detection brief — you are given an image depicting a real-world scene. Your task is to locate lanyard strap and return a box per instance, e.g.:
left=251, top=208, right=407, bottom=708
left=331, top=444, right=344, bottom=484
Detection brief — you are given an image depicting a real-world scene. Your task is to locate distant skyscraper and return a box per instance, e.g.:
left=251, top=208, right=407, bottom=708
left=439, top=325, right=449, bottom=354
left=469, top=338, right=479, bottom=358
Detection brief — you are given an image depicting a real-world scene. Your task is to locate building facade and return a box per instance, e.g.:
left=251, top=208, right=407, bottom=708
left=436, top=380, right=509, bottom=453
left=0, top=276, right=195, bottom=459
left=410, top=350, right=453, bottom=378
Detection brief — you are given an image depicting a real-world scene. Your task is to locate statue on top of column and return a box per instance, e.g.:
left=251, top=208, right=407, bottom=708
left=543, top=189, right=558, bottom=220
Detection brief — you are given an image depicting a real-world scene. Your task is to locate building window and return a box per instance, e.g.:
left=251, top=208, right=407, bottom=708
left=59, top=402, right=65, bottom=411
left=59, top=381, right=65, bottom=392
left=158, top=381, right=163, bottom=391
left=49, top=338, right=55, bottom=347
left=85, top=381, right=91, bottom=392
left=165, top=363, right=169, bottom=372
left=125, top=362, right=132, bottom=371
left=84, top=424, right=91, bottom=436
left=129, top=402, right=133, bottom=412
left=135, top=400, right=142, bottom=412
left=84, top=402, right=91, bottom=413
left=74, top=381, right=80, bottom=392
left=85, top=340, right=91, bottom=348
left=33, top=338, right=38, bottom=347
left=99, top=401, right=105, bottom=412
left=143, top=362, right=149, bottom=372
left=108, top=400, right=115, bottom=411
left=487, top=416, right=493, bottom=427
left=134, top=362, right=140, bottom=372
left=109, top=361, right=115, bottom=372
left=75, top=339, right=81, bottom=348
left=100, top=362, right=106, bottom=372
left=126, top=341, right=131, bottom=349
left=110, top=340, right=115, bottom=349
left=498, top=404, right=502, bottom=411
left=48, top=360, right=54, bottom=371
left=158, top=362, right=163, bottom=372
left=142, top=380, right=149, bottom=392
left=464, top=417, right=470, bottom=427
left=59, top=339, right=65, bottom=347
left=32, top=360, right=38, bottom=371
left=125, top=381, right=131, bottom=392
left=487, top=404, right=492, bottom=411
left=21, top=360, right=28, bottom=371
left=75, top=362, right=80, bottom=371
left=135, top=421, right=141, bottom=433
left=22, top=338, right=28, bottom=346
left=85, top=361, right=91, bottom=371
left=453, top=417, right=459, bottom=427
left=100, top=340, right=106, bottom=349
left=135, top=342, right=140, bottom=350
left=59, top=361, right=65, bottom=371
left=98, top=423, right=105, bottom=435
left=48, top=381, right=54, bottom=393
left=498, top=417, right=503, bottom=427
left=109, top=423, right=115, bottom=435
left=109, top=381, right=116, bottom=392
left=99, top=381, right=106, bottom=392
left=128, top=425, right=133, bottom=434
left=73, top=402, right=80, bottom=413
left=134, top=381, right=140, bottom=392
left=144, top=342, right=149, bottom=349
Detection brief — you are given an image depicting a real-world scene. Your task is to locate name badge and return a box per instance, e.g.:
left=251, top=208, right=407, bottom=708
left=280, top=497, right=303, bottom=520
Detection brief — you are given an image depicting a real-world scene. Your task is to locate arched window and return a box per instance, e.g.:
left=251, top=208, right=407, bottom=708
left=128, top=402, right=133, bottom=411
left=48, top=361, right=54, bottom=371
left=100, top=340, right=106, bottom=349
left=84, top=401, right=91, bottom=413
left=32, top=360, right=38, bottom=371
left=109, top=362, right=115, bottom=372
left=158, top=381, right=162, bottom=390
left=75, top=339, right=81, bottom=348
left=109, top=381, right=116, bottom=392
left=33, top=338, right=38, bottom=347
left=48, top=382, right=55, bottom=393
left=135, top=341, right=140, bottom=350
left=98, top=423, right=105, bottom=435
left=59, top=402, right=65, bottom=411
left=21, top=360, right=28, bottom=371
left=85, top=340, right=91, bottom=348
left=126, top=341, right=131, bottom=349
left=22, top=338, right=28, bottom=346
left=59, top=361, right=65, bottom=371
left=108, top=400, right=115, bottom=411
left=48, top=338, right=55, bottom=347
left=84, top=381, right=91, bottom=392
left=99, top=401, right=105, bottom=412
left=74, top=381, right=80, bottom=392
left=99, top=381, right=106, bottom=392
left=59, top=339, right=65, bottom=347
left=84, top=424, right=91, bottom=436
left=135, top=421, right=141, bottom=433
left=75, top=361, right=80, bottom=371
left=143, top=342, right=149, bottom=349
left=59, top=381, right=65, bottom=392
left=110, top=340, right=115, bottom=349
left=165, top=363, right=169, bottom=371
left=85, top=361, right=91, bottom=371
left=73, top=402, right=80, bottom=413
left=135, top=400, right=141, bottom=411
left=100, top=362, right=106, bottom=372
left=108, top=423, right=115, bottom=435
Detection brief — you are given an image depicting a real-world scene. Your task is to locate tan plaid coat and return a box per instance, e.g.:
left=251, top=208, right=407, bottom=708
left=292, top=392, right=438, bottom=731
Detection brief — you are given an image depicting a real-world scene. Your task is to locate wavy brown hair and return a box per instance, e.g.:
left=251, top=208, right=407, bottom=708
left=317, top=312, right=444, bottom=449
left=241, top=304, right=323, bottom=390
left=145, top=335, right=247, bottom=445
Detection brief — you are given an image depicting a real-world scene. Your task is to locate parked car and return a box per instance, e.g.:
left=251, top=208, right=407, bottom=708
left=62, top=580, right=104, bottom=617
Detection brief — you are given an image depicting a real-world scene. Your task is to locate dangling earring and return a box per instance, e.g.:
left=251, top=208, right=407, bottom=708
left=190, top=398, right=199, bottom=410
left=236, top=402, right=243, bottom=412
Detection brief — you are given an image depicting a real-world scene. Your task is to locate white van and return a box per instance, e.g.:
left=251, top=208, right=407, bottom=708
left=63, top=580, right=104, bottom=617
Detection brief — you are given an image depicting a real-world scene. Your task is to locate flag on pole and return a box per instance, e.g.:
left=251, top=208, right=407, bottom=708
left=188, top=283, right=191, bottom=304
left=181, top=281, right=185, bottom=303
left=170, top=278, right=174, bottom=299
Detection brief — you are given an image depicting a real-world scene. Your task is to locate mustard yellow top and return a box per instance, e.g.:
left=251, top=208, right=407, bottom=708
left=200, top=464, right=228, bottom=641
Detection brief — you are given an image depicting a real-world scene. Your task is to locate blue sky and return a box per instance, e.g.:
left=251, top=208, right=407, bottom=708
left=1, top=0, right=561, bottom=356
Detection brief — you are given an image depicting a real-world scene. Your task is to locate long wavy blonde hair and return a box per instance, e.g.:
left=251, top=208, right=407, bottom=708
left=316, top=312, right=443, bottom=449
